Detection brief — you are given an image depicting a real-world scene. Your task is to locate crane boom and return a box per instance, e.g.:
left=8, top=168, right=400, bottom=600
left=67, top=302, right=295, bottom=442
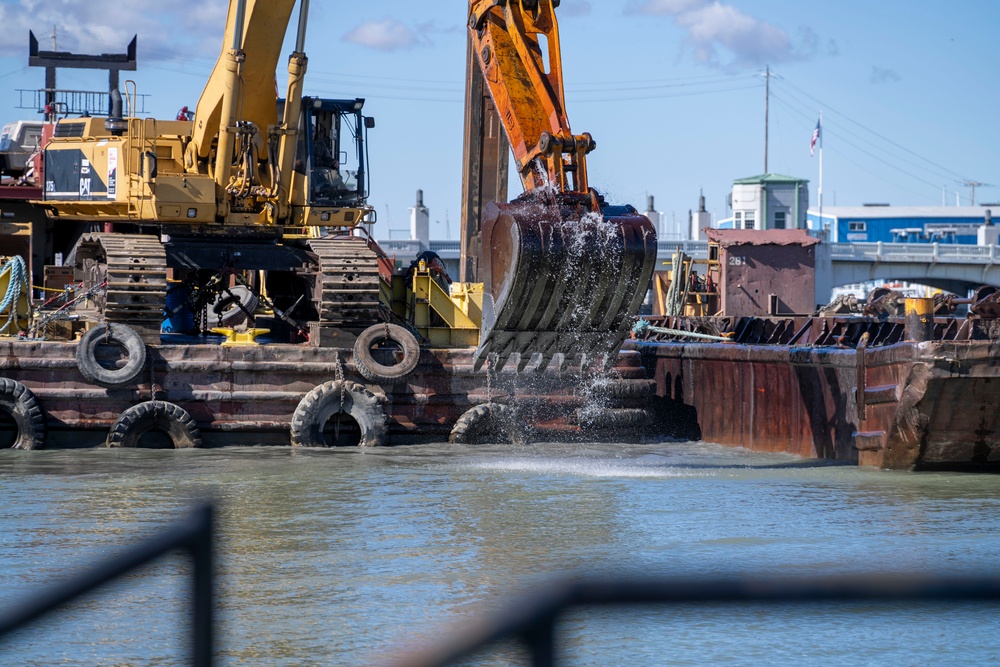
left=466, top=0, right=657, bottom=373
left=469, top=0, right=592, bottom=195
left=190, top=0, right=296, bottom=163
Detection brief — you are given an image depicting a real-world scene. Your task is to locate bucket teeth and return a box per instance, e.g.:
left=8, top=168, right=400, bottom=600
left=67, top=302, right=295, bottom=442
left=476, top=196, right=656, bottom=373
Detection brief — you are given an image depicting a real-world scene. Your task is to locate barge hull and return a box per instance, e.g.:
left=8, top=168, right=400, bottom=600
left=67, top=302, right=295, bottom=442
left=0, top=341, right=652, bottom=448
left=631, top=339, right=1000, bottom=471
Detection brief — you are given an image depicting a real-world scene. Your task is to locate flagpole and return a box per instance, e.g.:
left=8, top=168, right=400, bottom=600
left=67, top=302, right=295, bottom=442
left=818, top=110, right=824, bottom=233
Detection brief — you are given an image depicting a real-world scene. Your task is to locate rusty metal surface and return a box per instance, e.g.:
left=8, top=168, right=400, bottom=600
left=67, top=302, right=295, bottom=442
left=717, top=241, right=816, bottom=317
left=0, top=340, right=652, bottom=448
left=5, top=324, right=999, bottom=470
left=636, top=314, right=1000, bottom=348
left=629, top=333, right=1000, bottom=471
left=705, top=228, right=821, bottom=247
left=632, top=338, right=908, bottom=463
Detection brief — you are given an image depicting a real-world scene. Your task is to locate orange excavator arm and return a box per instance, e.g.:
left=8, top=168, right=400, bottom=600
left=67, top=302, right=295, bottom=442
left=469, top=0, right=593, bottom=197
left=466, top=0, right=658, bottom=373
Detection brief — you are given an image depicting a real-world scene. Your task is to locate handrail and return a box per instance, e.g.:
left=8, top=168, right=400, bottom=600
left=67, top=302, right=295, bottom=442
left=379, top=572, right=1000, bottom=667
left=0, top=504, right=214, bottom=667
left=379, top=238, right=1000, bottom=266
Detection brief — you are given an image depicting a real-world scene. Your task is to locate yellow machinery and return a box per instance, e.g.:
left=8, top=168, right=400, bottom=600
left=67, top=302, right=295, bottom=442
left=653, top=249, right=721, bottom=317
left=38, top=0, right=380, bottom=344
left=467, top=0, right=658, bottom=371
left=407, top=267, right=483, bottom=348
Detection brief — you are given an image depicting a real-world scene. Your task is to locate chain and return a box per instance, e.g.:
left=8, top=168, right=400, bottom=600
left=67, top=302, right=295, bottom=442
left=149, top=349, right=156, bottom=401
left=334, top=351, right=346, bottom=444
left=334, top=351, right=346, bottom=404
left=486, top=354, right=493, bottom=402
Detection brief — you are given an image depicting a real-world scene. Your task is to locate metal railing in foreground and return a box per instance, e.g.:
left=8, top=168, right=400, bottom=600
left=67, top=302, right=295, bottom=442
left=379, top=572, right=1000, bottom=667
left=0, top=504, right=214, bottom=667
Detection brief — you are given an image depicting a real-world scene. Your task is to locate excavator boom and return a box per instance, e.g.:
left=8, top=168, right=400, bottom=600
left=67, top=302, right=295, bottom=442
left=190, top=0, right=296, bottom=163
left=468, top=0, right=657, bottom=371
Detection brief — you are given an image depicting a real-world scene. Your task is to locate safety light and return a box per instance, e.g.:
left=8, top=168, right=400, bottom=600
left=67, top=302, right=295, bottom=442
left=320, top=212, right=331, bottom=222
left=187, top=208, right=197, bottom=218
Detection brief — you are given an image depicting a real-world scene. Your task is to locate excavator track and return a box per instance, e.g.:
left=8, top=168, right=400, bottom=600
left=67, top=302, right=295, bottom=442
left=306, top=237, right=382, bottom=328
left=76, top=233, right=168, bottom=334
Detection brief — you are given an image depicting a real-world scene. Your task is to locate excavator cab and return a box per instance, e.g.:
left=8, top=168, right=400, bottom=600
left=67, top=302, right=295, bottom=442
left=295, top=97, right=374, bottom=212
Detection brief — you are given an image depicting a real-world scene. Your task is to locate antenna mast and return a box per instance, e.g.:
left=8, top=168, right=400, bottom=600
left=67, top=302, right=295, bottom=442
left=763, top=65, right=770, bottom=173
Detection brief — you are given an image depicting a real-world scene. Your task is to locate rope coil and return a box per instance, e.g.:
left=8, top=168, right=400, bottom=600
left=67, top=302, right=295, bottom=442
left=0, top=256, right=28, bottom=335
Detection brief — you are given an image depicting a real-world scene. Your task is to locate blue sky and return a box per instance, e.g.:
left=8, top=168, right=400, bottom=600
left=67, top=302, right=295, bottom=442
left=1, top=0, right=997, bottom=240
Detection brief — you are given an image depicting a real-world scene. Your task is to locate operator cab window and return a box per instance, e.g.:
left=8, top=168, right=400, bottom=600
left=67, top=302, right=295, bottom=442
left=306, top=108, right=360, bottom=205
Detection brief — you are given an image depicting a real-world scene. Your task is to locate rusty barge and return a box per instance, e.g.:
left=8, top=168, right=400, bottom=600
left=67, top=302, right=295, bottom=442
left=630, top=317, right=1000, bottom=471
left=0, top=212, right=999, bottom=471
left=1, top=1, right=999, bottom=472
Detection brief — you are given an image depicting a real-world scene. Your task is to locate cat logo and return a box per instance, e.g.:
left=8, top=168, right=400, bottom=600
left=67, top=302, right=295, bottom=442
left=80, top=178, right=92, bottom=198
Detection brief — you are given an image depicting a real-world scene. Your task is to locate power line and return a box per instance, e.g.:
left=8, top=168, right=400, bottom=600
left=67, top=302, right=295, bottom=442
left=773, top=75, right=971, bottom=183
left=0, top=67, right=30, bottom=81
left=768, top=92, right=956, bottom=204
left=769, top=94, right=949, bottom=190
left=770, top=85, right=970, bottom=189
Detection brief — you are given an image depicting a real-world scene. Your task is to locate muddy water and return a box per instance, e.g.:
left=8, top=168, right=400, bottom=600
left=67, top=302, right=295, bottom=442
left=2, top=441, right=1000, bottom=665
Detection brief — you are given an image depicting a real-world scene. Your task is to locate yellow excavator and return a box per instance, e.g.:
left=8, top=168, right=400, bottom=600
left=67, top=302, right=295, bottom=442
left=467, top=0, right=658, bottom=372
left=39, top=0, right=380, bottom=345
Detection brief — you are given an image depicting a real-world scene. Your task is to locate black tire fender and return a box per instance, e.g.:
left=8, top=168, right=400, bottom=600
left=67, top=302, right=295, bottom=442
left=106, top=401, right=202, bottom=448
left=577, top=407, right=653, bottom=430
left=76, top=323, right=147, bottom=388
left=352, top=323, right=420, bottom=384
left=449, top=402, right=527, bottom=445
left=290, top=380, right=388, bottom=447
left=588, top=378, right=658, bottom=400
left=0, top=377, right=45, bottom=450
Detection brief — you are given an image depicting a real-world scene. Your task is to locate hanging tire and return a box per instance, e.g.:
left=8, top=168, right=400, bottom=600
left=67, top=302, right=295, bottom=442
left=207, top=284, right=259, bottom=328
left=449, top=402, right=527, bottom=445
left=76, top=323, right=147, bottom=388
left=106, top=401, right=202, bottom=449
left=290, top=380, right=388, bottom=447
left=352, top=323, right=421, bottom=384
left=0, top=377, right=45, bottom=450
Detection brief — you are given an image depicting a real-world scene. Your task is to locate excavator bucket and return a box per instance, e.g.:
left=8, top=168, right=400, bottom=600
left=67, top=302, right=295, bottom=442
left=475, top=193, right=657, bottom=372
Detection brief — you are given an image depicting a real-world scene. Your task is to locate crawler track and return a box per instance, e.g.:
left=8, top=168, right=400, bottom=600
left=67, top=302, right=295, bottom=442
left=76, top=233, right=168, bottom=327
left=306, top=237, right=381, bottom=328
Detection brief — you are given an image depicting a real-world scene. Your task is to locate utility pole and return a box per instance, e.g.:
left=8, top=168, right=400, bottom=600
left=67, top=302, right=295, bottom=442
left=962, top=180, right=992, bottom=206
left=763, top=65, right=770, bottom=174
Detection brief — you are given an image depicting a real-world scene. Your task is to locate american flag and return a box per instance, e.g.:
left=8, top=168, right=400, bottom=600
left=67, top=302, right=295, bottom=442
left=810, top=119, right=821, bottom=156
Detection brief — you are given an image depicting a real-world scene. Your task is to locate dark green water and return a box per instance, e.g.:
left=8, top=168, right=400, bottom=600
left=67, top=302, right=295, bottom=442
left=2, top=441, right=1000, bottom=666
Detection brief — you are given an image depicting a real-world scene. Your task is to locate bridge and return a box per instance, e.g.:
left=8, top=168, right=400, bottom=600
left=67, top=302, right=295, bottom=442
left=376, top=238, right=1000, bottom=300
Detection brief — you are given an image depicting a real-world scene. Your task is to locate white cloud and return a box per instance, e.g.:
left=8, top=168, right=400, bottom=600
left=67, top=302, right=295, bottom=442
left=343, top=18, right=424, bottom=52
left=0, top=0, right=226, bottom=60
left=627, top=0, right=832, bottom=69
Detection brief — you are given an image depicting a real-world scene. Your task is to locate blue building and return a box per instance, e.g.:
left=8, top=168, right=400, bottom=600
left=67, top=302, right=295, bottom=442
left=808, top=205, right=996, bottom=244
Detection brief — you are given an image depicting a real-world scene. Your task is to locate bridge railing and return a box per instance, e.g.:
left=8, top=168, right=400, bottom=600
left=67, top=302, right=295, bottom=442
left=377, top=237, right=1000, bottom=267
left=830, top=242, right=1000, bottom=263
